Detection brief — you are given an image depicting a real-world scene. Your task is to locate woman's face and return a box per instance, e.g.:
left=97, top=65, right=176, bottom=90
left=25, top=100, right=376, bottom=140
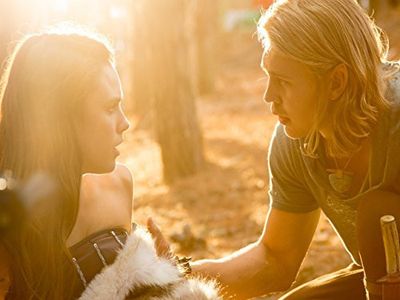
left=262, top=48, right=327, bottom=139
left=78, top=63, right=129, bottom=174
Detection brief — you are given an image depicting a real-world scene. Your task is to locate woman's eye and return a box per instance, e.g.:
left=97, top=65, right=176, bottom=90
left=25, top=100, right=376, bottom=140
left=107, top=105, right=117, bottom=113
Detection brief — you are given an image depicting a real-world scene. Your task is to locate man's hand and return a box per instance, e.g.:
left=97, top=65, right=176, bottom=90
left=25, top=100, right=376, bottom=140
left=147, top=217, right=173, bottom=259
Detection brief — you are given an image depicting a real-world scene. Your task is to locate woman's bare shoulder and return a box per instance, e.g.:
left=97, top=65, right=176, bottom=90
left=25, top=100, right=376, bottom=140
left=82, top=164, right=132, bottom=192
left=68, top=164, right=134, bottom=246
left=114, top=163, right=133, bottom=195
left=110, top=164, right=133, bottom=213
left=81, top=164, right=133, bottom=216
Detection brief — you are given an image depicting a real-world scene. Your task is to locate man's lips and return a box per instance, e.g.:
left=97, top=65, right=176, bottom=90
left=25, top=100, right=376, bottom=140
left=278, top=116, right=290, bottom=125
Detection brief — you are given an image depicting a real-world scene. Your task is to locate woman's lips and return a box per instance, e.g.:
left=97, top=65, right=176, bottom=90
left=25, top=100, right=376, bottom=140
left=114, top=139, right=123, bottom=157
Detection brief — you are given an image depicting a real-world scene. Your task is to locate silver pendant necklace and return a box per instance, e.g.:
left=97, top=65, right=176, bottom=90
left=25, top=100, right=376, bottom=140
left=326, top=155, right=354, bottom=194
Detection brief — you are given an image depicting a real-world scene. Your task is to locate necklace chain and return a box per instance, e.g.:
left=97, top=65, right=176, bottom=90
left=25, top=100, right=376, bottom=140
left=326, top=154, right=355, bottom=194
left=332, top=153, right=355, bottom=173
left=324, top=137, right=370, bottom=194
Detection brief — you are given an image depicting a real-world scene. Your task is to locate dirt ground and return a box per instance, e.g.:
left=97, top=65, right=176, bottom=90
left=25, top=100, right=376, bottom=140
left=117, top=12, right=400, bottom=299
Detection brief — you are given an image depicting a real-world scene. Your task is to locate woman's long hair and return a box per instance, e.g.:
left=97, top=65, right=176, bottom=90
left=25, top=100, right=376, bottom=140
left=258, top=0, right=399, bottom=158
left=0, top=26, right=114, bottom=299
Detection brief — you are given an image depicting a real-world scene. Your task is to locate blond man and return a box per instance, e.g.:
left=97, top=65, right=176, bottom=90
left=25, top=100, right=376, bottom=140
left=183, top=1, right=400, bottom=299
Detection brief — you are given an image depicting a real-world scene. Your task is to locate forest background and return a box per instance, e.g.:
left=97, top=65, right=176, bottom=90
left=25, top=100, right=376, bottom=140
left=1, top=0, right=399, bottom=298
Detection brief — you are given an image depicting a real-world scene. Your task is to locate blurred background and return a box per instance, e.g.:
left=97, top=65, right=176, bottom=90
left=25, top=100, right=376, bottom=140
left=1, top=0, right=399, bottom=298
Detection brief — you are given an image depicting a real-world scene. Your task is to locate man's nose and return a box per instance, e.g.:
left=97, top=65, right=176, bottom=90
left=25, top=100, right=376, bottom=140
left=263, top=88, right=281, bottom=104
left=263, top=89, right=272, bottom=103
left=263, top=77, right=276, bottom=103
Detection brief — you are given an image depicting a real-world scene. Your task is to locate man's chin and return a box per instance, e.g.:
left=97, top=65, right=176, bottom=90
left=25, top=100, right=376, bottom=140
left=283, top=126, right=305, bottom=140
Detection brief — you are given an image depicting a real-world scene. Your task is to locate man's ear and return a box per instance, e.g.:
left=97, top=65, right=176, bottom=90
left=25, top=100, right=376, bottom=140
left=328, top=63, right=348, bottom=101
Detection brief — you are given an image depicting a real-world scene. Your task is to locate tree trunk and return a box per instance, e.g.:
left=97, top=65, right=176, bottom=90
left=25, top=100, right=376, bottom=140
left=132, top=0, right=204, bottom=183
left=192, top=0, right=219, bottom=95
left=130, top=3, right=153, bottom=116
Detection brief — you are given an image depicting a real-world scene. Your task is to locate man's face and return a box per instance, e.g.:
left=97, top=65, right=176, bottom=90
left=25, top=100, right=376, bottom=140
left=262, top=48, right=324, bottom=139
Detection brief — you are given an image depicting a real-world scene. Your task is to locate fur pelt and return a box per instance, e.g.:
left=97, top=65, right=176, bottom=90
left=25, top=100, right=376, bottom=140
left=78, top=227, right=221, bottom=300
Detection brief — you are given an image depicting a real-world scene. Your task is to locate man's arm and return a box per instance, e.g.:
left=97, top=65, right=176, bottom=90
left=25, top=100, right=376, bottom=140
left=192, top=207, right=320, bottom=299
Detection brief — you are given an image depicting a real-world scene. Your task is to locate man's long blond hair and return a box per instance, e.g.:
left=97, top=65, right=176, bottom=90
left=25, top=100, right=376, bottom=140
left=258, top=0, right=398, bottom=158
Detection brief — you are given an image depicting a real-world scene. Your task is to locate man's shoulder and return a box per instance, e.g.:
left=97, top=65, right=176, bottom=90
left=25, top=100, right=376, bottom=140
left=385, top=61, right=400, bottom=104
left=378, top=62, right=400, bottom=136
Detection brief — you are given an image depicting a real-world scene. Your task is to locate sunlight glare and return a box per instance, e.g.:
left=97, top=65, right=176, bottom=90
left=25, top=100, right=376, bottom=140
left=110, top=5, right=126, bottom=19
left=53, top=0, right=69, bottom=13
left=0, top=178, right=7, bottom=191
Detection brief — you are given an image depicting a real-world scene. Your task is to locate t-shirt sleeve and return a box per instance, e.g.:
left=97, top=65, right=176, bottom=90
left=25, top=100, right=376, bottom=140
left=267, top=124, right=319, bottom=213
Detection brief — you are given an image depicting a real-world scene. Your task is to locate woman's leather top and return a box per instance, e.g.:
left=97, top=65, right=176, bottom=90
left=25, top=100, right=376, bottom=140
left=65, top=225, right=133, bottom=299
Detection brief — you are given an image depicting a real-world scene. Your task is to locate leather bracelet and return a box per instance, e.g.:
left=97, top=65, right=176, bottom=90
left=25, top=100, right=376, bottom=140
left=174, top=256, right=192, bottom=276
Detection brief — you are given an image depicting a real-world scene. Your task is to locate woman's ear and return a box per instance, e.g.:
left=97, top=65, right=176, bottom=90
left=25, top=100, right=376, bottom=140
left=328, top=63, right=348, bottom=101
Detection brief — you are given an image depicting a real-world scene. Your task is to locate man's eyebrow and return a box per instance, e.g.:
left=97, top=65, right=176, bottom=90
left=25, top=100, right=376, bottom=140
left=268, top=71, right=292, bottom=80
left=261, top=56, right=292, bottom=80
left=261, top=64, right=292, bottom=80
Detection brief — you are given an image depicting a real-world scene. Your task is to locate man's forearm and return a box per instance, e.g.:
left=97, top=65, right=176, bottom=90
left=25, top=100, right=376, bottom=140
left=192, top=241, right=291, bottom=299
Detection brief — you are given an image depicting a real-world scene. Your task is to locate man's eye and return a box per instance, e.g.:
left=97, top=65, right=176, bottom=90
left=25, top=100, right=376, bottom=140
left=279, top=79, right=289, bottom=87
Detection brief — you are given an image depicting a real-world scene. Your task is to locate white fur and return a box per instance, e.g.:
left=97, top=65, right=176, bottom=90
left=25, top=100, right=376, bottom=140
left=79, top=227, right=220, bottom=300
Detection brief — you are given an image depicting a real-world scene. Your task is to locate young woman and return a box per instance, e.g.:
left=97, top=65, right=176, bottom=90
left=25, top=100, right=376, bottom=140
left=188, top=0, right=400, bottom=299
left=0, top=28, right=220, bottom=299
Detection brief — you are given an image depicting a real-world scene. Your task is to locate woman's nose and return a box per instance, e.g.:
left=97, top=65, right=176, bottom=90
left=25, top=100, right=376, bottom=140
left=118, top=111, right=130, bottom=133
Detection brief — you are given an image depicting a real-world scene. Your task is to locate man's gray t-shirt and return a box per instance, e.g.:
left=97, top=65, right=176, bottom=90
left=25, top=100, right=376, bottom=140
left=268, top=64, right=400, bottom=264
